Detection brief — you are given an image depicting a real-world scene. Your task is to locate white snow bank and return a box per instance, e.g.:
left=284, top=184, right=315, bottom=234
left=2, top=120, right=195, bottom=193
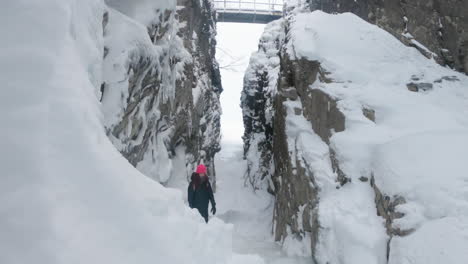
left=216, top=145, right=273, bottom=241
left=389, top=217, right=468, bottom=264
left=373, top=132, right=468, bottom=264
left=105, top=0, right=175, bottom=26
left=373, top=131, right=468, bottom=222
left=317, top=183, right=388, bottom=264
left=0, top=1, right=259, bottom=263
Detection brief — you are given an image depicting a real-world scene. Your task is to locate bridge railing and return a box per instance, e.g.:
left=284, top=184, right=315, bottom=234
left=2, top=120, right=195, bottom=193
left=213, top=0, right=283, bottom=14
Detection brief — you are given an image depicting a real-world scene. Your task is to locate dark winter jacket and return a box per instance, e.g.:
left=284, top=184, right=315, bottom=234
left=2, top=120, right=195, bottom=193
left=188, top=173, right=215, bottom=222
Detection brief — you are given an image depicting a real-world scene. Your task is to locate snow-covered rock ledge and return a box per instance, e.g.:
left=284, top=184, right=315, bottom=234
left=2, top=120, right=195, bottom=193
left=242, top=6, right=468, bottom=263
left=102, top=0, right=222, bottom=187
left=310, top=0, right=468, bottom=74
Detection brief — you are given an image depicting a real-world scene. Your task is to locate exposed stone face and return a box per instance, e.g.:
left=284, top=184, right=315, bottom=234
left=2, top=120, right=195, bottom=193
left=273, top=71, right=321, bottom=262
left=278, top=55, right=346, bottom=143
left=241, top=66, right=275, bottom=191
left=176, top=0, right=222, bottom=188
left=102, top=0, right=221, bottom=186
left=272, top=48, right=349, bottom=260
left=370, top=175, right=412, bottom=237
left=406, top=82, right=434, bottom=92
left=310, top=0, right=468, bottom=74
left=243, top=16, right=347, bottom=259
left=362, top=107, right=376, bottom=122
left=244, top=2, right=468, bottom=261
left=242, top=7, right=420, bottom=258
left=242, top=20, right=284, bottom=192
left=369, top=174, right=413, bottom=260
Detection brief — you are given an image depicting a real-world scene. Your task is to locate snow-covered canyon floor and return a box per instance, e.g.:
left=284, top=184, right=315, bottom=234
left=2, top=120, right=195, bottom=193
left=215, top=144, right=311, bottom=264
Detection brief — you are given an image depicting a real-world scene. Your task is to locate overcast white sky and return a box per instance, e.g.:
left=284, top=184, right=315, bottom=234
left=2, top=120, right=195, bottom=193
left=216, top=23, right=266, bottom=147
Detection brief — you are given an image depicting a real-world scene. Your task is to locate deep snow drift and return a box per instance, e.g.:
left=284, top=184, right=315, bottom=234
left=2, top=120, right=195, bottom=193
left=0, top=1, right=253, bottom=263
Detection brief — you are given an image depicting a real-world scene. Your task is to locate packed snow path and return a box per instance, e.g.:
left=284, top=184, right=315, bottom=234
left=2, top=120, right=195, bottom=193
left=215, top=145, right=311, bottom=263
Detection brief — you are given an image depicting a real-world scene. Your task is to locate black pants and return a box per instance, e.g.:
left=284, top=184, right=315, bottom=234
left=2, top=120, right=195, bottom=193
left=196, top=207, right=209, bottom=223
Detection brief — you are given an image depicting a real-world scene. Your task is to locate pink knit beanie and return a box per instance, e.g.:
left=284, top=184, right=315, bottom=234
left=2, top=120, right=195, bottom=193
left=196, top=164, right=207, bottom=174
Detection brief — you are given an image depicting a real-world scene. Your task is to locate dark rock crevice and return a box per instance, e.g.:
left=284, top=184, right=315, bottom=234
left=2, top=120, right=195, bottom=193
left=370, top=174, right=413, bottom=261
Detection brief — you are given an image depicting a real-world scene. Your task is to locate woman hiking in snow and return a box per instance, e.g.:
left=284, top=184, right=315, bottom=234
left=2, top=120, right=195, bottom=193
left=188, top=164, right=216, bottom=222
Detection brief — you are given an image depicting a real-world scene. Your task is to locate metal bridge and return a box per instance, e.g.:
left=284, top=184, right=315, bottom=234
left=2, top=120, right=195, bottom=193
left=214, top=0, right=283, bottom=24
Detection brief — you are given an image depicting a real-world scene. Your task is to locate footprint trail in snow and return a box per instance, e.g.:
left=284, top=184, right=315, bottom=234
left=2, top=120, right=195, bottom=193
left=215, top=144, right=310, bottom=264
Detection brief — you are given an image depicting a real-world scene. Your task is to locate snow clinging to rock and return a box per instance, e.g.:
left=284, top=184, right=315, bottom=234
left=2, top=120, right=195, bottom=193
left=242, top=5, right=468, bottom=264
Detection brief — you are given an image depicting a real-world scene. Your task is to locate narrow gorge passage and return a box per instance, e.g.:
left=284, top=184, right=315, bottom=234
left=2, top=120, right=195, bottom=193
left=214, top=22, right=311, bottom=263
left=215, top=148, right=310, bottom=263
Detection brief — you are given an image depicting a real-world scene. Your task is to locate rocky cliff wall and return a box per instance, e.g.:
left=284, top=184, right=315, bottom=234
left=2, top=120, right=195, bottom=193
left=242, top=14, right=334, bottom=259
left=101, top=0, right=221, bottom=186
left=242, top=20, right=284, bottom=192
left=242, top=3, right=468, bottom=262
left=310, top=0, right=468, bottom=74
